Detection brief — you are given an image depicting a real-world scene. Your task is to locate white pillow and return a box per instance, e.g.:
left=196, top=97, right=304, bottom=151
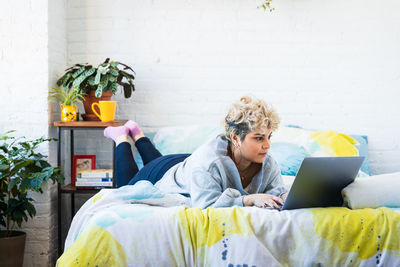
left=342, top=172, right=400, bottom=209
left=282, top=175, right=295, bottom=191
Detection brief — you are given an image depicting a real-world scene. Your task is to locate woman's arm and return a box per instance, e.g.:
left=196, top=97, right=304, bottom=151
left=240, top=156, right=287, bottom=209
left=262, top=156, right=288, bottom=197
left=190, top=169, right=243, bottom=209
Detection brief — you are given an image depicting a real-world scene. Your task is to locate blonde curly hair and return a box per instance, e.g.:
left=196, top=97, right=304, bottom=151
left=223, top=96, right=280, bottom=142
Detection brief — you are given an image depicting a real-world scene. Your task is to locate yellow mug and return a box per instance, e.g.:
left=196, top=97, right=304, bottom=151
left=91, top=101, right=116, bottom=122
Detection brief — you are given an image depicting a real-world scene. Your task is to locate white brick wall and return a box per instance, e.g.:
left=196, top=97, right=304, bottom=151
left=49, top=0, right=67, bottom=266
left=0, top=0, right=66, bottom=266
left=67, top=0, right=400, bottom=174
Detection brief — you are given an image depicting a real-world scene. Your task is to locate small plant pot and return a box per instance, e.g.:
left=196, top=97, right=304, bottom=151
left=0, top=231, right=26, bottom=267
left=82, top=90, right=113, bottom=121
left=61, top=105, right=78, bottom=122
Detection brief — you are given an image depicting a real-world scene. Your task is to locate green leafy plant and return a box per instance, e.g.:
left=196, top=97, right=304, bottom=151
left=48, top=87, right=85, bottom=106
left=56, top=58, right=136, bottom=98
left=258, top=0, right=274, bottom=12
left=0, top=131, right=64, bottom=237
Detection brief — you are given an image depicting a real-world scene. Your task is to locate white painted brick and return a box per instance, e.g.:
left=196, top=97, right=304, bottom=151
left=68, top=18, right=113, bottom=31
left=0, top=0, right=67, bottom=265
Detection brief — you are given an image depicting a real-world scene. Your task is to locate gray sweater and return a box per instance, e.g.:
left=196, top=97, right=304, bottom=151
left=155, top=134, right=287, bottom=209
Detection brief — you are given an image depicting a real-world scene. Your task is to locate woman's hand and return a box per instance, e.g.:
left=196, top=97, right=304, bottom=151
left=243, top=194, right=284, bottom=209
left=281, top=192, right=288, bottom=202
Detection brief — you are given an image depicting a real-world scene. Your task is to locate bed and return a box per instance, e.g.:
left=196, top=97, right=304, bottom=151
left=56, top=125, right=400, bottom=266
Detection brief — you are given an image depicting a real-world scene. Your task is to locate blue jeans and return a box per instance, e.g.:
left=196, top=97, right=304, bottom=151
left=115, top=137, right=190, bottom=187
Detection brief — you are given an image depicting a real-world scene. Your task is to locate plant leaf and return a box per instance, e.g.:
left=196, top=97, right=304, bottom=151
left=30, top=174, right=44, bottom=191
left=0, top=144, right=8, bottom=154
left=61, top=73, right=73, bottom=88
left=94, top=71, right=101, bottom=85
left=26, top=202, right=36, bottom=217
left=99, top=74, right=109, bottom=89
left=0, top=164, right=9, bottom=171
left=119, top=62, right=135, bottom=74
left=120, top=70, right=135, bottom=80
left=9, top=160, right=33, bottom=178
left=128, top=80, right=135, bottom=93
left=41, top=167, right=54, bottom=182
left=72, top=68, right=96, bottom=89
left=109, top=68, right=118, bottom=76
left=95, top=87, right=103, bottom=98
left=88, top=76, right=96, bottom=86
left=19, top=177, right=32, bottom=192
left=122, top=83, right=132, bottom=98
left=7, top=177, right=19, bottom=191
left=110, top=61, right=120, bottom=68
left=110, top=82, right=118, bottom=94
left=72, top=66, right=86, bottom=78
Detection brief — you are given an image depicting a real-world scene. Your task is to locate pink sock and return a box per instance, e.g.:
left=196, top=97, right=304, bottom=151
left=124, top=120, right=142, bottom=138
left=104, top=126, right=129, bottom=141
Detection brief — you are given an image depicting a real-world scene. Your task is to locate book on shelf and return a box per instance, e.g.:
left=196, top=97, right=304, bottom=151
left=75, top=181, right=113, bottom=187
left=77, top=169, right=113, bottom=178
left=76, top=178, right=112, bottom=183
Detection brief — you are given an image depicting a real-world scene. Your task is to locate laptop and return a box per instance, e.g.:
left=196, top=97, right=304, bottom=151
left=279, top=156, right=365, bottom=210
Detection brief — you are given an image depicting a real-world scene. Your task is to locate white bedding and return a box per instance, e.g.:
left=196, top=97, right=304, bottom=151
left=57, top=181, right=400, bottom=267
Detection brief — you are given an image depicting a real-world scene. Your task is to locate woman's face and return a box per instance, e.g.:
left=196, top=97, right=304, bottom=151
left=236, top=126, right=273, bottom=164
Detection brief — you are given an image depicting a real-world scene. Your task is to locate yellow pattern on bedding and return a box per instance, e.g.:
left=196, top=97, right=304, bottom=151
left=177, top=207, right=253, bottom=248
left=312, top=207, right=400, bottom=263
left=177, top=206, right=254, bottom=266
left=57, top=225, right=127, bottom=267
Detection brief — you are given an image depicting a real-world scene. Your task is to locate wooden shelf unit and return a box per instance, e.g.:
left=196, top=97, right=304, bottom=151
left=55, top=120, right=126, bottom=256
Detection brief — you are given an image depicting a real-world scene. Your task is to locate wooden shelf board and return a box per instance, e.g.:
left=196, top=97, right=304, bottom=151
left=61, top=184, right=113, bottom=193
left=54, top=120, right=127, bottom=127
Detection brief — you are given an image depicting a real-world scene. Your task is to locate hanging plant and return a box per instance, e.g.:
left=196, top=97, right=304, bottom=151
left=258, top=0, right=274, bottom=12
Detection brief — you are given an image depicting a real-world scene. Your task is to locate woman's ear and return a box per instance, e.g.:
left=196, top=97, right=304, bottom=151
left=230, top=133, right=239, bottom=147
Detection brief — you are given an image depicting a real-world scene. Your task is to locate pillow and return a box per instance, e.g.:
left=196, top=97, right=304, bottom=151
left=282, top=175, right=295, bottom=191
left=269, top=126, right=370, bottom=177
left=136, top=125, right=370, bottom=178
left=152, top=125, right=223, bottom=155
left=342, top=172, right=400, bottom=209
left=136, top=125, right=223, bottom=169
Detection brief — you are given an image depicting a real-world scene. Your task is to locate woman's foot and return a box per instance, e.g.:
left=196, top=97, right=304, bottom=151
left=104, top=126, right=130, bottom=143
left=124, top=120, right=145, bottom=142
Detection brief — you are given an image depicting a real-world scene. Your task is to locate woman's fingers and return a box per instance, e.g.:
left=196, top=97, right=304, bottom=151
left=259, top=194, right=284, bottom=209
left=272, top=196, right=284, bottom=205
left=271, top=200, right=280, bottom=209
left=264, top=200, right=280, bottom=209
left=263, top=202, right=272, bottom=208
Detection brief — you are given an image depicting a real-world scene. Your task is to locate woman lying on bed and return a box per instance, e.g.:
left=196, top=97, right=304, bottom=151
left=104, top=96, right=288, bottom=209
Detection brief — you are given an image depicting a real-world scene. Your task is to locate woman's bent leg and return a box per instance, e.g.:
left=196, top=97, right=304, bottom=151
left=128, top=154, right=190, bottom=185
left=116, top=142, right=139, bottom=187
left=135, top=137, right=163, bottom=165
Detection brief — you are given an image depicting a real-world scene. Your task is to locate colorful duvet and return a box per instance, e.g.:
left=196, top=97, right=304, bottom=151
left=57, top=181, right=400, bottom=267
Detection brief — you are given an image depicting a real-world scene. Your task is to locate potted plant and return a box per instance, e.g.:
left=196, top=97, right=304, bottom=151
left=49, top=87, right=85, bottom=122
left=0, top=131, right=64, bottom=267
left=56, top=58, right=136, bottom=121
